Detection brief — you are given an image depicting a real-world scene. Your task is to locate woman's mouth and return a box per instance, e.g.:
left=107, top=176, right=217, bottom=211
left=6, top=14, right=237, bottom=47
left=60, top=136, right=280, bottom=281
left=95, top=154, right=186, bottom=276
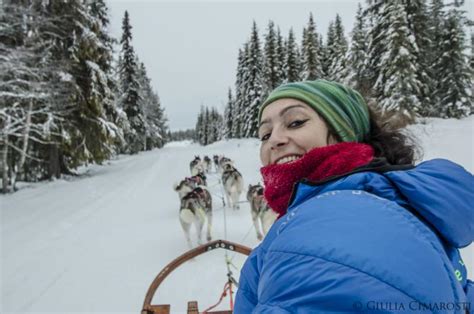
left=275, top=155, right=302, bottom=165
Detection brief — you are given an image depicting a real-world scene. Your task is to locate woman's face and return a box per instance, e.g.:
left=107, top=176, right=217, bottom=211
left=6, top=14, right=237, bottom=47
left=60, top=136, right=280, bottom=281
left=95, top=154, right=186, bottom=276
left=258, top=98, right=335, bottom=166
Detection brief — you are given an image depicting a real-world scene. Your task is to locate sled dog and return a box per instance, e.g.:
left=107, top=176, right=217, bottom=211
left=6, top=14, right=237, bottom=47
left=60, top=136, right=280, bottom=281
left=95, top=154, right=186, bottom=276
left=247, top=183, right=277, bottom=240
left=221, top=163, right=243, bottom=210
left=189, top=156, right=204, bottom=176
left=203, top=156, right=212, bottom=173
left=177, top=186, right=213, bottom=248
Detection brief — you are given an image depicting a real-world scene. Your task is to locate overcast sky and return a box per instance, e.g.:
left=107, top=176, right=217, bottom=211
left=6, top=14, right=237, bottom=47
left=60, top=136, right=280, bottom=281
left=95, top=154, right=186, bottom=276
left=105, top=0, right=471, bottom=131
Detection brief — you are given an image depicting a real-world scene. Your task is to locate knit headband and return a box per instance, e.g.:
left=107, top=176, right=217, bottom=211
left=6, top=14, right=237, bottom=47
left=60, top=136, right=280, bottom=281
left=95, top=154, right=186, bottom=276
left=258, top=80, right=370, bottom=142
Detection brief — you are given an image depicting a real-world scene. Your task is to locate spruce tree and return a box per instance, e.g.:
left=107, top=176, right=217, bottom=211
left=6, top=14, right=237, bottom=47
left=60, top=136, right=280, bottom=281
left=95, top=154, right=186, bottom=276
left=224, top=88, right=234, bottom=139
left=232, top=47, right=245, bottom=138
left=242, top=22, right=264, bottom=138
left=326, top=15, right=349, bottom=82
left=374, top=0, right=423, bottom=121
left=119, top=10, right=145, bottom=153
left=263, top=21, right=280, bottom=96
left=366, top=0, right=388, bottom=97
left=434, top=8, right=472, bottom=118
left=404, top=0, right=434, bottom=116
left=347, top=3, right=371, bottom=98
left=276, top=27, right=286, bottom=85
left=323, top=21, right=335, bottom=79
left=286, top=28, right=300, bottom=83
left=301, top=13, right=323, bottom=80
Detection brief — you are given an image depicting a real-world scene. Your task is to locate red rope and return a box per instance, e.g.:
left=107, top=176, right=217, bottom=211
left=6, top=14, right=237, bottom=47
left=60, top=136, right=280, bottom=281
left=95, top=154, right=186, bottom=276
left=202, top=281, right=233, bottom=313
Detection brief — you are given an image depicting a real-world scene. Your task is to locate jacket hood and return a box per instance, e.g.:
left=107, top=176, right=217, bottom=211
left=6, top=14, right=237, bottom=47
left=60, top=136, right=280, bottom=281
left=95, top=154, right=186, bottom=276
left=384, top=159, right=473, bottom=248
left=291, top=159, right=474, bottom=248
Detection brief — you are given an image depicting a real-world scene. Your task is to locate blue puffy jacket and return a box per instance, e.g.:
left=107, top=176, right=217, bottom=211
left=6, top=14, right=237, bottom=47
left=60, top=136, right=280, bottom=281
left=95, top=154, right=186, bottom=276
left=235, top=159, right=474, bottom=313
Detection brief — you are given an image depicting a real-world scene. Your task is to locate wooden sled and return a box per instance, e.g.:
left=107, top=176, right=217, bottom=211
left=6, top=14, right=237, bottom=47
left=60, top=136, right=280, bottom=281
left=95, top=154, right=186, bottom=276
left=141, top=239, right=252, bottom=314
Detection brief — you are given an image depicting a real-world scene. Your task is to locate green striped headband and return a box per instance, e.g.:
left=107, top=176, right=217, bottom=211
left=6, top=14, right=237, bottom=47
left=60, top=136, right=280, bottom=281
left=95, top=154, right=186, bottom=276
left=259, top=80, right=370, bottom=142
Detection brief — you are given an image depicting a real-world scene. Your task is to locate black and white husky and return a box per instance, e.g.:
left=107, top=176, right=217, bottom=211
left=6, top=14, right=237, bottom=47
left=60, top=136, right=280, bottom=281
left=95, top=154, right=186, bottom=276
left=221, top=163, right=243, bottom=210
left=218, top=156, right=233, bottom=174
left=203, top=156, right=212, bottom=173
left=174, top=178, right=212, bottom=248
left=189, top=156, right=204, bottom=176
left=246, top=183, right=277, bottom=240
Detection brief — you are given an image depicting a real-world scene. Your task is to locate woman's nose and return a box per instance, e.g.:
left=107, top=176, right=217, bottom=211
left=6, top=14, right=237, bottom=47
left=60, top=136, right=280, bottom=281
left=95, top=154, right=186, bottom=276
left=269, top=129, right=289, bottom=150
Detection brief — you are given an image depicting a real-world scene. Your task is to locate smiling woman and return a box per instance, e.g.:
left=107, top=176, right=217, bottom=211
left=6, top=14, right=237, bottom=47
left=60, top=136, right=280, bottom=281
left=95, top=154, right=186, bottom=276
left=235, top=80, right=474, bottom=313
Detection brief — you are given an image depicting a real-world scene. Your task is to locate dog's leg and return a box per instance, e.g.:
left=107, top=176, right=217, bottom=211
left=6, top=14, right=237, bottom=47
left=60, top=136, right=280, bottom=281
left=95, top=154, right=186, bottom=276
left=231, top=191, right=240, bottom=210
left=180, top=218, right=193, bottom=249
left=224, top=188, right=233, bottom=208
left=195, top=211, right=205, bottom=245
left=252, top=209, right=263, bottom=241
left=261, top=210, right=277, bottom=236
left=206, top=210, right=212, bottom=241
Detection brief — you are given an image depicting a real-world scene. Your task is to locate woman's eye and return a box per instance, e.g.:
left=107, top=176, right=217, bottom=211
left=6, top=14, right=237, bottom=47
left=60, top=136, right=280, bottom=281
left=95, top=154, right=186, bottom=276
left=260, top=133, right=270, bottom=141
left=288, top=119, right=308, bottom=128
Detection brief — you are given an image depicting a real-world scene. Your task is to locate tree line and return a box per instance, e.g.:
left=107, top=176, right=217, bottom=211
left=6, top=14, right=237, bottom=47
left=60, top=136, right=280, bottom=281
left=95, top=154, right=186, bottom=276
left=219, top=0, right=473, bottom=142
left=0, top=0, right=169, bottom=192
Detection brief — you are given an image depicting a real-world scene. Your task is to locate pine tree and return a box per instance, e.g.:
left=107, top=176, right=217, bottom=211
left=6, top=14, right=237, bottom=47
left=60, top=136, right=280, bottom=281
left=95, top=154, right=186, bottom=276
left=285, top=28, right=300, bottom=83
left=232, top=47, right=245, bottom=138
left=374, top=0, right=423, bottom=121
left=434, top=8, right=472, bottom=118
left=318, top=36, right=328, bottom=79
left=325, top=15, right=349, bottom=82
left=242, top=22, right=264, bottom=138
left=262, top=21, right=280, bottom=96
left=276, top=27, right=286, bottom=85
left=366, top=0, right=388, bottom=97
left=404, top=0, right=434, bottom=116
left=301, top=13, right=323, bottom=80
left=347, top=3, right=371, bottom=98
left=119, top=10, right=145, bottom=153
left=195, top=106, right=204, bottom=144
left=322, top=21, right=335, bottom=79
left=224, top=88, right=234, bottom=139
left=470, top=32, right=474, bottom=71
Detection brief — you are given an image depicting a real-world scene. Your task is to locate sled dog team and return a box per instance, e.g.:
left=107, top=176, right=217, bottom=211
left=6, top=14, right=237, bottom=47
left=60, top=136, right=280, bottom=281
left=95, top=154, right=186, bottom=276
left=174, top=155, right=277, bottom=248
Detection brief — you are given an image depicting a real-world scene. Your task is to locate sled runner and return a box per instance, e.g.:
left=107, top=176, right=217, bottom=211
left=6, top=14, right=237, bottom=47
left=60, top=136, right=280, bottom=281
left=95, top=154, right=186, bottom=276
left=141, top=239, right=252, bottom=314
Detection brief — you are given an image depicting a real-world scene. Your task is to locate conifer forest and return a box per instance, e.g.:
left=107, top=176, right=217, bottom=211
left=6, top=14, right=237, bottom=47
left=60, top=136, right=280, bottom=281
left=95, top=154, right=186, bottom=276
left=1, top=0, right=472, bottom=193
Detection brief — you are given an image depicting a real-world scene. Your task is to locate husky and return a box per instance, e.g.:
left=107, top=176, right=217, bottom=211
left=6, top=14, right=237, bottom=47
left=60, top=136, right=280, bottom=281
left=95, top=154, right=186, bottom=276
left=203, top=156, right=212, bottom=173
left=174, top=181, right=213, bottom=248
left=189, top=156, right=204, bottom=176
left=173, top=173, right=206, bottom=200
left=247, top=183, right=278, bottom=240
left=190, top=172, right=207, bottom=186
left=221, top=163, right=243, bottom=210
left=213, top=155, right=220, bottom=172
left=218, top=156, right=233, bottom=174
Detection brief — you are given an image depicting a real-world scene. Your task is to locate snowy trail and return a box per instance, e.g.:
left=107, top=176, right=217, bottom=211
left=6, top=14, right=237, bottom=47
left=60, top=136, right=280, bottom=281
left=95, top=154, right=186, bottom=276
left=2, top=141, right=263, bottom=313
left=2, top=117, right=473, bottom=313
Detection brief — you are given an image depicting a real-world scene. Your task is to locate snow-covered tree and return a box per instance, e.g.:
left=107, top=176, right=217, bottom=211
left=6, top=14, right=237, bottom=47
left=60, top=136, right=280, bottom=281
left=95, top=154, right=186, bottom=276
left=241, top=22, right=264, bottom=138
left=262, top=21, right=280, bottom=96
left=276, top=28, right=286, bottom=85
left=118, top=11, right=145, bottom=153
left=224, top=88, right=234, bottom=139
left=301, top=13, right=323, bottom=80
left=232, top=47, right=245, bottom=138
left=326, top=14, right=349, bottom=82
left=285, top=28, right=301, bottom=83
left=347, top=3, right=371, bottom=98
left=404, top=0, right=433, bottom=116
left=373, top=0, right=423, bottom=121
left=434, top=8, right=472, bottom=118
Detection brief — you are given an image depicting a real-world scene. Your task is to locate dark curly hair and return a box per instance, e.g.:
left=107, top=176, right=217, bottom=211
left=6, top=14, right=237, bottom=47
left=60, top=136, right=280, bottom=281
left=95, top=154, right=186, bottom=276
left=326, top=106, right=422, bottom=166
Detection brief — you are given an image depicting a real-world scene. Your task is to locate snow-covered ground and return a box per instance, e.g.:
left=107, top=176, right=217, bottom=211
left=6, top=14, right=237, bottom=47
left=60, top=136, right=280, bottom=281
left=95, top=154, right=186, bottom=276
left=2, top=116, right=473, bottom=314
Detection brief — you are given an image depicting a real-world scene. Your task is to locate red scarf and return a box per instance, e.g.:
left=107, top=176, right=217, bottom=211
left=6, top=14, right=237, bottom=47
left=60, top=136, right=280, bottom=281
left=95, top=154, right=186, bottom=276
left=261, top=142, right=374, bottom=218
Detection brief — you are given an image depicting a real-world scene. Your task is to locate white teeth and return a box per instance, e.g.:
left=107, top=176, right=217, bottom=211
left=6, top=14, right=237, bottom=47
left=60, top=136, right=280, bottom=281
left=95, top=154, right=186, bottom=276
left=276, top=155, right=301, bottom=164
